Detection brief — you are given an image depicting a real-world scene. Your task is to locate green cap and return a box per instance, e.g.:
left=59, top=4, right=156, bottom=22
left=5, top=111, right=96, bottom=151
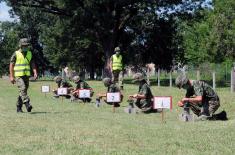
left=114, top=47, right=120, bottom=52
left=175, top=74, right=189, bottom=88
left=54, top=76, right=62, bottom=83
left=133, top=73, right=144, bottom=82
left=103, top=77, right=111, bottom=85
left=73, top=76, right=80, bottom=82
left=19, top=38, right=30, bottom=47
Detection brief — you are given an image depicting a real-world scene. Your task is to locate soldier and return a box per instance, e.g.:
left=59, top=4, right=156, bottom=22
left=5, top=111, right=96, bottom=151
left=53, top=76, right=73, bottom=98
left=128, top=73, right=157, bottom=113
left=110, top=47, right=124, bottom=90
left=175, top=74, right=227, bottom=121
left=9, top=38, right=37, bottom=113
left=97, top=77, right=123, bottom=107
left=71, top=76, right=94, bottom=102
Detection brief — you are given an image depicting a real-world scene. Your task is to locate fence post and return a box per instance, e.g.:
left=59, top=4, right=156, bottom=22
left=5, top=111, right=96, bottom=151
left=147, top=67, right=150, bottom=85
left=169, top=71, right=172, bottom=87
left=196, top=70, right=200, bottom=80
left=213, top=72, right=216, bottom=90
left=158, top=68, right=160, bottom=87
left=231, top=69, right=235, bottom=92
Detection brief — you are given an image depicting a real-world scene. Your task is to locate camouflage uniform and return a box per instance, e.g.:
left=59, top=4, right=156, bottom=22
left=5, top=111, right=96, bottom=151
left=129, top=73, right=155, bottom=113
left=74, top=79, right=94, bottom=102
left=111, top=47, right=124, bottom=89
left=102, top=78, right=122, bottom=107
left=10, top=44, right=34, bottom=112
left=185, top=80, right=220, bottom=116
left=53, top=76, right=73, bottom=98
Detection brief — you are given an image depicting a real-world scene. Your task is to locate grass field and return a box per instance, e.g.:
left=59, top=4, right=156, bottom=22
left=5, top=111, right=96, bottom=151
left=0, top=79, right=234, bottom=155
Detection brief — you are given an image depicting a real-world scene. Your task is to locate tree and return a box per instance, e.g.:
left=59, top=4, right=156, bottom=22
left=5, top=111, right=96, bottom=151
left=3, top=0, right=210, bottom=77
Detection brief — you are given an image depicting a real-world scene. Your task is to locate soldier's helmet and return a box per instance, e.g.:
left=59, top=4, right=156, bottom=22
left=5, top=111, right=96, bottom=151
left=103, top=77, right=111, bottom=87
left=175, top=74, right=189, bottom=88
left=73, top=76, right=80, bottom=82
left=54, top=76, right=62, bottom=83
left=114, top=47, right=120, bottom=52
left=19, top=38, right=30, bottom=47
left=133, top=73, right=144, bottom=82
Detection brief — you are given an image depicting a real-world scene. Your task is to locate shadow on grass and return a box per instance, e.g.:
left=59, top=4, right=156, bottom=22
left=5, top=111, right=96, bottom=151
left=30, top=111, right=79, bottom=115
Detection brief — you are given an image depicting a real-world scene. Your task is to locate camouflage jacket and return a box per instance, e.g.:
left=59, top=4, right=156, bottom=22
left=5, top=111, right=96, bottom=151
left=58, top=80, right=72, bottom=88
left=75, top=80, right=91, bottom=89
left=107, top=83, right=120, bottom=93
left=186, top=80, right=219, bottom=101
left=138, top=82, right=153, bottom=102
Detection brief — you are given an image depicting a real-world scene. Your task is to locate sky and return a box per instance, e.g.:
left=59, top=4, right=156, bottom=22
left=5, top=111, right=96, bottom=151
left=0, top=2, right=14, bottom=22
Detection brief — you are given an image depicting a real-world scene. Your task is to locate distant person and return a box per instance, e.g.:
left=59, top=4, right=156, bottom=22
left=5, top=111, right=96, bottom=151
left=53, top=76, right=73, bottom=98
left=71, top=76, right=94, bottom=102
left=128, top=73, right=157, bottom=113
left=9, top=38, right=37, bottom=113
left=110, top=47, right=124, bottom=90
left=175, top=74, right=227, bottom=121
left=97, top=77, right=123, bottom=107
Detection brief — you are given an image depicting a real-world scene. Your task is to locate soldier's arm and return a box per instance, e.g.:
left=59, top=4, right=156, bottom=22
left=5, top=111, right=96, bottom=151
left=31, top=60, right=38, bottom=80
left=181, top=96, right=202, bottom=104
left=9, top=53, right=16, bottom=84
left=9, top=63, right=15, bottom=84
left=109, top=56, right=113, bottom=71
left=97, top=93, right=106, bottom=98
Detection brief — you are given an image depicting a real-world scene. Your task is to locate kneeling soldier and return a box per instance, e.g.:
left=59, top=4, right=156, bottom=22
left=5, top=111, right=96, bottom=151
left=97, top=77, right=123, bottom=107
left=71, top=76, right=94, bottom=102
left=128, top=73, right=157, bottom=113
left=53, top=76, right=73, bottom=98
left=175, top=74, right=227, bottom=121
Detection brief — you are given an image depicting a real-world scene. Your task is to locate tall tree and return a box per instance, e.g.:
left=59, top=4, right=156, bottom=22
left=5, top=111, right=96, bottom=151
left=4, top=0, right=209, bottom=76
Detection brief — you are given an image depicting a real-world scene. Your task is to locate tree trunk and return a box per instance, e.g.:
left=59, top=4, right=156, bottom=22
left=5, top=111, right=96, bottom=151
left=102, top=42, right=115, bottom=78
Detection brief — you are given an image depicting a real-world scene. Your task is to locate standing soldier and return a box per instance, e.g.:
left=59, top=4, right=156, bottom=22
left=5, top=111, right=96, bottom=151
left=128, top=73, right=157, bottom=113
left=110, top=47, right=124, bottom=90
left=9, top=38, right=37, bottom=113
left=175, top=74, right=227, bottom=121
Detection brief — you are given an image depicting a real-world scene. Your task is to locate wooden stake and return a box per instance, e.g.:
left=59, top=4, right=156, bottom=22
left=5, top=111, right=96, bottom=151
left=112, top=103, right=115, bottom=113
left=161, top=108, right=164, bottom=123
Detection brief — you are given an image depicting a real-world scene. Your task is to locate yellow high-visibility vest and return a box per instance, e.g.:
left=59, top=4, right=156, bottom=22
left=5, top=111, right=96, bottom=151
left=112, top=54, right=122, bottom=70
left=14, top=50, right=32, bottom=77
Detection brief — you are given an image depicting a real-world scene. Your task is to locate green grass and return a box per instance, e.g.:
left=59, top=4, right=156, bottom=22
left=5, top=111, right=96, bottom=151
left=0, top=79, right=234, bottom=155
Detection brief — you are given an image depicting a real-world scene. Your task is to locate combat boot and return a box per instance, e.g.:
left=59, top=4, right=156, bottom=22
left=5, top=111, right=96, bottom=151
left=16, top=96, right=23, bottom=113
left=25, top=102, right=33, bottom=112
left=17, top=105, right=23, bottom=113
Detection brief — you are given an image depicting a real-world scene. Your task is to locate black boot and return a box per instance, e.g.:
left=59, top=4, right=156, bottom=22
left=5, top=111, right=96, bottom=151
left=17, top=105, right=23, bottom=113
left=17, top=96, right=23, bottom=113
left=25, top=102, right=33, bottom=112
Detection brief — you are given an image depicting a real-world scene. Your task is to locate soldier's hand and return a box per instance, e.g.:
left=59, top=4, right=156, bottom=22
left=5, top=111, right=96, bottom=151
left=34, top=73, right=38, bottom=80
left=10, top=76, right=15, bottom=84
left=177, top=100, right=184, bottom=107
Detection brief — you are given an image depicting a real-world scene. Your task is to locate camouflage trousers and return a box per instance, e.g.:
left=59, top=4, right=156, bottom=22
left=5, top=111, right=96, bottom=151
left=128, top=98, right=153, bottom=113
left=15, top=76, right=30, bottom=106
left=189, top=99, right=220, bottom=116
left=112, top=70, right=123, bottom=88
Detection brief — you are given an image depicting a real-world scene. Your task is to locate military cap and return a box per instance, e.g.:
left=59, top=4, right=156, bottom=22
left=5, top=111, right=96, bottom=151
left=175, top=74, right=189, bottom=88
left=54, top=76, right=62, bottom=83
left=19, top=38, right=30, bottom=47
left=103, top=77, right=111, bottom=85
left=73, top=76, right=80, bottom=82
left=114, top=47, right=120, bottom=52
left=133, top=73, right=144, bottom=82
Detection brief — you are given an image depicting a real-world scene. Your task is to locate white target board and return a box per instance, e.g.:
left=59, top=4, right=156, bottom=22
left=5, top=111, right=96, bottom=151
left=153, top=96, right=172, bottom=110
left=106, top=92, right=121, bottom=103
left=57, top=88, right=68, bottom=95
left=41, top=85, right=50, bottom=93
left=79, top=89, right=91, bottom=98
